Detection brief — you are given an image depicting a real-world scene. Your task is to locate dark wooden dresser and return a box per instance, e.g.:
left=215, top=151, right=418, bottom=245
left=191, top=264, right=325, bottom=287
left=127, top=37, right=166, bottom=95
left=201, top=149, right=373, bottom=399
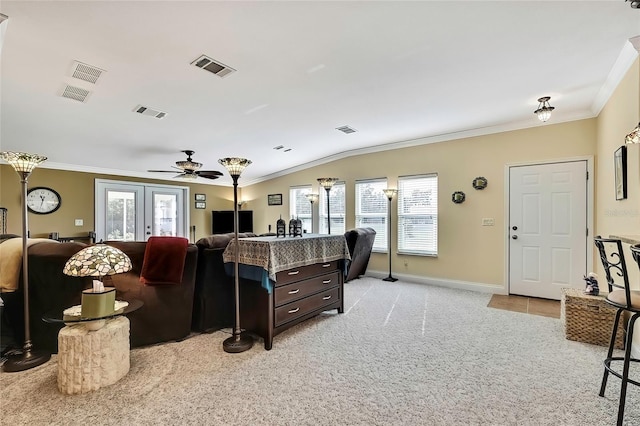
left=224, top=234, right=349, bottom=350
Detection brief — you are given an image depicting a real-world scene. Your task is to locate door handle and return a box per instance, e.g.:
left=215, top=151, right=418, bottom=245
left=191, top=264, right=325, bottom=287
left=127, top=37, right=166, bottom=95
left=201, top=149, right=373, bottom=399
left=512, top=235, right=518, bottom=240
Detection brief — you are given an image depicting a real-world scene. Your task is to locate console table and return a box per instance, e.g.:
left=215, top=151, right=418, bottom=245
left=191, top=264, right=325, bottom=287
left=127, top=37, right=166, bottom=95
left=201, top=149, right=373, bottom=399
left=223, top=234, right=350, bottom=350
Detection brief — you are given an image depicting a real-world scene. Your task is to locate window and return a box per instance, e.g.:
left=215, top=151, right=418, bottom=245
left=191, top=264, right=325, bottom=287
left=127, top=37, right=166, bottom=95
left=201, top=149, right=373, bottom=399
left=289, top=185, right=312, bottom=233
left=355, top=179, right=386, bottom=252
left=319, top=181, right=345, bottom=235
left=397, top=174, right=438, bottom=256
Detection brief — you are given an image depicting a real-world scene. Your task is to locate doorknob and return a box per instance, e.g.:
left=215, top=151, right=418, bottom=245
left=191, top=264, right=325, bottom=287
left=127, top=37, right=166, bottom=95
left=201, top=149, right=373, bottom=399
left=512, top=226, right=518, bottom=231
left=512, top=235, right=518, bottom=239
left=146, top=231, right=151, bottom=235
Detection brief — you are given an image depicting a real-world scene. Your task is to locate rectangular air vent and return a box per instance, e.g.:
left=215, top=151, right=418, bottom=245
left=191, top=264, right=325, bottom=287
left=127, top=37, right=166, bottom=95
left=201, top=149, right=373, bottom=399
left=336, top=125, right=357, bottom=134
left=273, top=145, right=284, bottom=150
left=191, top=55, right=236, bottom=78
left=71, top=61, right=105, bottom=84
left=133, top=105, right=167, bottom=119
left=61, top=85, right=91, bottom=103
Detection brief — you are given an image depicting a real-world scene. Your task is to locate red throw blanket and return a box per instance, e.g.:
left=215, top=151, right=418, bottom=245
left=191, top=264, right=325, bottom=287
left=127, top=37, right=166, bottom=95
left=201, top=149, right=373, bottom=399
left=140, top=236, right=188, bottom=285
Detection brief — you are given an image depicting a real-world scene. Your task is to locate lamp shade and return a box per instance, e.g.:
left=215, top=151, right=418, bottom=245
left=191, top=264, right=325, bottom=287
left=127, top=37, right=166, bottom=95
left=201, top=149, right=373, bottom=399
left=306, top=193, right=319, bottom=203
left=0, top=151, right=47, bottom=173
left=625, top=123, right=640, bottom=144
left=218, top=157, right=252, bottom=178
left=63, top=244, right=132, bottom=278
left=318, top=178, right=339, bottom=190
left=383, top=189, right=397, bottom=199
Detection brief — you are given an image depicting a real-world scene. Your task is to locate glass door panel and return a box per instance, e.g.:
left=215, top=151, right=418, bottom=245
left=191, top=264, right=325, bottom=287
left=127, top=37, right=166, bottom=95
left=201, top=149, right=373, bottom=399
left=106, top=190, right=139, bottom=241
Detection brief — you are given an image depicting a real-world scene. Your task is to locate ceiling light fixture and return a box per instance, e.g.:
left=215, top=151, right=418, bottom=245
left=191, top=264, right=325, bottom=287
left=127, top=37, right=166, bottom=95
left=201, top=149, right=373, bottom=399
left=534, top=96, right=555, bottom=122
left=626, top=0, right=640, bottom=9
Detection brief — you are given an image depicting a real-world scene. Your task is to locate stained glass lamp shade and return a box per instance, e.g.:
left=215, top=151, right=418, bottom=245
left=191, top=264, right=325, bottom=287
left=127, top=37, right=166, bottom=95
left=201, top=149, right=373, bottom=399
left=63, top=244, right=132, bottom=279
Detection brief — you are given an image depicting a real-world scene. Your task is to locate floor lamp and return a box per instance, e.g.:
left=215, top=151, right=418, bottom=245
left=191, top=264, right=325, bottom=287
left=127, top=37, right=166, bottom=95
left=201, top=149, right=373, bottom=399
left=305, top=193, right=318, bottom=233
left=219, top=157, right=253, bottom=353
left=0, top=151, right=51, bottom=372
left=317, top=178, right=338, bottom=234
left=382, top=188, right=398, bottom=282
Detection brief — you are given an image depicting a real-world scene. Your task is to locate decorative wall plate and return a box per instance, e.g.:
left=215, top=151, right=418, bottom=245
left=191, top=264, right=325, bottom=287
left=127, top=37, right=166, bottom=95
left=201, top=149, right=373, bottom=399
left=452, top=191, right=465, bottom=204
left=472, top=176, right=488, bottom=190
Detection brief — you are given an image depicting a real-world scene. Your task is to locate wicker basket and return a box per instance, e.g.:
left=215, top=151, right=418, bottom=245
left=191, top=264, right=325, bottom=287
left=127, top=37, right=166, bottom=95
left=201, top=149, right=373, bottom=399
left=561, top=288, right=625, bottom=349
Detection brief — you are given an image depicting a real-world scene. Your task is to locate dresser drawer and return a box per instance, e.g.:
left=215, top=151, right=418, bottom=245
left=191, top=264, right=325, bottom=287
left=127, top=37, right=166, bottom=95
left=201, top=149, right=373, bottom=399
left=274, top=260, right=339, bottom=286
left=274, top=271, right=340, bottom=307
left=274, top=287, right=341, bottom=326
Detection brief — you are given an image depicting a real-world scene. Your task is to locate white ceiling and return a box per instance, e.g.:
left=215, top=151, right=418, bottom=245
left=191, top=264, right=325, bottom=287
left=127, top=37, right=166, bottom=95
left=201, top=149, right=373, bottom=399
left=1, top=1, right=639, bottom=186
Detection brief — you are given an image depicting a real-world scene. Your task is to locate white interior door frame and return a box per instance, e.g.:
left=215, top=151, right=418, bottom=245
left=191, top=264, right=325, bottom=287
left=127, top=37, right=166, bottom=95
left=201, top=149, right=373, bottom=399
left=502, top=155, right=594, bottom=295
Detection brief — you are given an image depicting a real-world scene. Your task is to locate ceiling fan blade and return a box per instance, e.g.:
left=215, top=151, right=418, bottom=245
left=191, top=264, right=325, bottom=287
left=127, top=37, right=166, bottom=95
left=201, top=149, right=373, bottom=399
left=197, top=174, right=221, bottom=180
left=197, top=170, right=223, bottom=176
left=148, top=170, right=179, bottom=173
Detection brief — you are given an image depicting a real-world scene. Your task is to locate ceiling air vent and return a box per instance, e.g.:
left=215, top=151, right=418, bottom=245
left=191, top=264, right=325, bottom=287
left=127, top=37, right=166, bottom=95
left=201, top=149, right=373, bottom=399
left=133, top=105, right=167, bottom=119
left=60, top=85, right=91, bottom=103
left=191, top=55, right=236, bottom=78
left=71, top=61, right=105, bottom=84
left=336, top=125, right=357, bottom=134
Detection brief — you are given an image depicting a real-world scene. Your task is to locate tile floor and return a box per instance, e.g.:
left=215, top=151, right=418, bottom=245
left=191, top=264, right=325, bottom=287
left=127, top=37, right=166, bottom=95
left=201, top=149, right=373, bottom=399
left=487, top=294, right=560, bottom=319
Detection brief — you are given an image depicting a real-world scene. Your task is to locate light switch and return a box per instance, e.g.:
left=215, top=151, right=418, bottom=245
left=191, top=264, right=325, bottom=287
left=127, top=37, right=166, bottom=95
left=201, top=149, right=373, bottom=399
left=482, top=218, right=495, bottom=226
left=75, top=219, right=83, bottom=226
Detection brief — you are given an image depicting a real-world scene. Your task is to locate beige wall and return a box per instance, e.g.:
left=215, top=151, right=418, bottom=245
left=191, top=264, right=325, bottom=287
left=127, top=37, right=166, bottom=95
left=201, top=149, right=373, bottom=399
left=0, top=167, right=235, bottom=241
left=244, top=119, right=597, bottom=288
left=595, top=58, right=640, bottom=286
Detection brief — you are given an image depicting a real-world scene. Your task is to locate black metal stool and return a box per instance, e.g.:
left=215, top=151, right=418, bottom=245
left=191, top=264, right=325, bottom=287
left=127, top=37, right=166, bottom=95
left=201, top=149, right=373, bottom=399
left=594, top=237, right=640, bottom=426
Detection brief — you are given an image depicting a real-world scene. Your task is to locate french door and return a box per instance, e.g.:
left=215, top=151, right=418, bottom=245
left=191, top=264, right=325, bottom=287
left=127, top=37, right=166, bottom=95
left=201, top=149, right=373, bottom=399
left=95, top=179, right=188, bottom=242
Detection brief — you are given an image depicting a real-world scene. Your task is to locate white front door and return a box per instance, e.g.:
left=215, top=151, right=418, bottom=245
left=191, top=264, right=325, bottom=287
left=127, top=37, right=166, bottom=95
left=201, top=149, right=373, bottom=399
left=509, top=161, right=588, bottom=300
left=95, top=180, right=188, bottom=242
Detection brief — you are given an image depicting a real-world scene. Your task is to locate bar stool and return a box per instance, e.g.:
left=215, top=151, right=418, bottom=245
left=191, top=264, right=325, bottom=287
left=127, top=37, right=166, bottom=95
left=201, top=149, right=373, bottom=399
left=593, top=237, right=640, bottom=426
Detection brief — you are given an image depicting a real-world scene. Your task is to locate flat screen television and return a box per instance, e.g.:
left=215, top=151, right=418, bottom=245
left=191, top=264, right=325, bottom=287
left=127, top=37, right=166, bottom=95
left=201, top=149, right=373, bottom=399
left=211, top=210, right=253, bottom=234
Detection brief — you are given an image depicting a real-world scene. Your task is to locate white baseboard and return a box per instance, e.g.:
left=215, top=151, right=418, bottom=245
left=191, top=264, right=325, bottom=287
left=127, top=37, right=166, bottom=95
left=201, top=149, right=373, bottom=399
left=365, top=269, right=506, bottom=294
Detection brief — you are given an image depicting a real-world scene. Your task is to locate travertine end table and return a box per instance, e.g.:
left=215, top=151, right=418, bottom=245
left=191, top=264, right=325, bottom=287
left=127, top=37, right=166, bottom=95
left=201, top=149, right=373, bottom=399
left=57, top=316, right=130, bottom=394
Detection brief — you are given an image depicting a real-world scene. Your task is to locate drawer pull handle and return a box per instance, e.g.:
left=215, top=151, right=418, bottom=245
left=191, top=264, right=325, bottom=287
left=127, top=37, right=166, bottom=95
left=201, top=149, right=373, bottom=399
left=288, top=271, right=300, bottom=276
left=322, top=279, right=332, bottom=284
left=288, top=307, right=300, bottom=314
left=288, top=289, right=300, bottom=294
left=322, top=295, right=332, bottom=300
left=322, top=263, right=331, bottom=268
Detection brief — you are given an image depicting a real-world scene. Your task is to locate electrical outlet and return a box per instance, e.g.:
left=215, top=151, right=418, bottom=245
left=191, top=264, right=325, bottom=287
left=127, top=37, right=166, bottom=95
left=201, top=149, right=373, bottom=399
left=481, top=218, right=495, bottom=226
left=74, top=219, right=83, bottom=226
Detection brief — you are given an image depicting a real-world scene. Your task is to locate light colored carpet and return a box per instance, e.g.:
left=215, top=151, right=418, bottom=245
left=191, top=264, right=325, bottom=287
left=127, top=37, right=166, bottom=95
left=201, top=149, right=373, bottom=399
left=1, top=277, right=638, bottom=425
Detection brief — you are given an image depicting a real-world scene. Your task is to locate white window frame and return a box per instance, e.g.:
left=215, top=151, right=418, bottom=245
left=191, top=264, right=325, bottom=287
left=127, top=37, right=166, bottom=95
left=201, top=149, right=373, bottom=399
left=319, top=181, right=345, bottom=235
left=397, top=174, right=438, bottom=256
left=289, top=185, right=312, bottom=234
left=355, top=178, right=387, bottom=252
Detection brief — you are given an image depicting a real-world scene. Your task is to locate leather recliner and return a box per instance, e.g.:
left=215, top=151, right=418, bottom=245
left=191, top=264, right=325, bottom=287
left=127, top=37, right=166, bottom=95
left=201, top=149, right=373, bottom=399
left=344, top=227, right=377, bottom=282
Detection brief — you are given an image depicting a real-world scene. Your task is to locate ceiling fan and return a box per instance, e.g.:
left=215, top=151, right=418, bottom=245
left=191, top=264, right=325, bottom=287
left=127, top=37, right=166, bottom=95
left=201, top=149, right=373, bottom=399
left=148, top=150, right=223, bottom=180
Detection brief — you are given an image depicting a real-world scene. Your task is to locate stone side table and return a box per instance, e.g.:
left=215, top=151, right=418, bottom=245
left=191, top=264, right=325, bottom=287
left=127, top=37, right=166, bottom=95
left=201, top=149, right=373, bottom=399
left=57, top=316, right=130, bottom=394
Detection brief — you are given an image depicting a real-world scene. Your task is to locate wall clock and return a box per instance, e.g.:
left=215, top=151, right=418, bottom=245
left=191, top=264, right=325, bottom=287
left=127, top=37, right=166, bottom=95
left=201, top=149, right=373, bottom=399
left=26, top=187, right=61, bottom=214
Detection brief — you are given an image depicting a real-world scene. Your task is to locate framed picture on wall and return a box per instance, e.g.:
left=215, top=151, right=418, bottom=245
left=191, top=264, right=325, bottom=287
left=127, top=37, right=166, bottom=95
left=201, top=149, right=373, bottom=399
left=268, top=193, right=282, bottom=206
left=195, top=201, right=206, bottom=209
left=195, top=193, right=206, bottom=201
left=614, top=145, right=627, bottom=200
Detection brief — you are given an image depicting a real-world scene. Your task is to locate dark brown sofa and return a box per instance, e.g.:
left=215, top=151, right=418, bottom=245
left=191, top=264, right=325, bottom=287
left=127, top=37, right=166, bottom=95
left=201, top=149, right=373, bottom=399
left=2, top=240, right=197, bottom=353
left=344, top=227, right=377, bottom=282
left=192, top=232, right=257, bottom=333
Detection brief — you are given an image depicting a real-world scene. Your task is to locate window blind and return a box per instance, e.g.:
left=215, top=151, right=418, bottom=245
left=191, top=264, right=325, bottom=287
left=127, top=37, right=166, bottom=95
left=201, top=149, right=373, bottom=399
left=289, top=185, right=312, bottom=233
left=319, top=181, right=345, bottom=235
left=397, top=174, right=438, bottom=256
left=355, top=178, right=387, bottom=252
